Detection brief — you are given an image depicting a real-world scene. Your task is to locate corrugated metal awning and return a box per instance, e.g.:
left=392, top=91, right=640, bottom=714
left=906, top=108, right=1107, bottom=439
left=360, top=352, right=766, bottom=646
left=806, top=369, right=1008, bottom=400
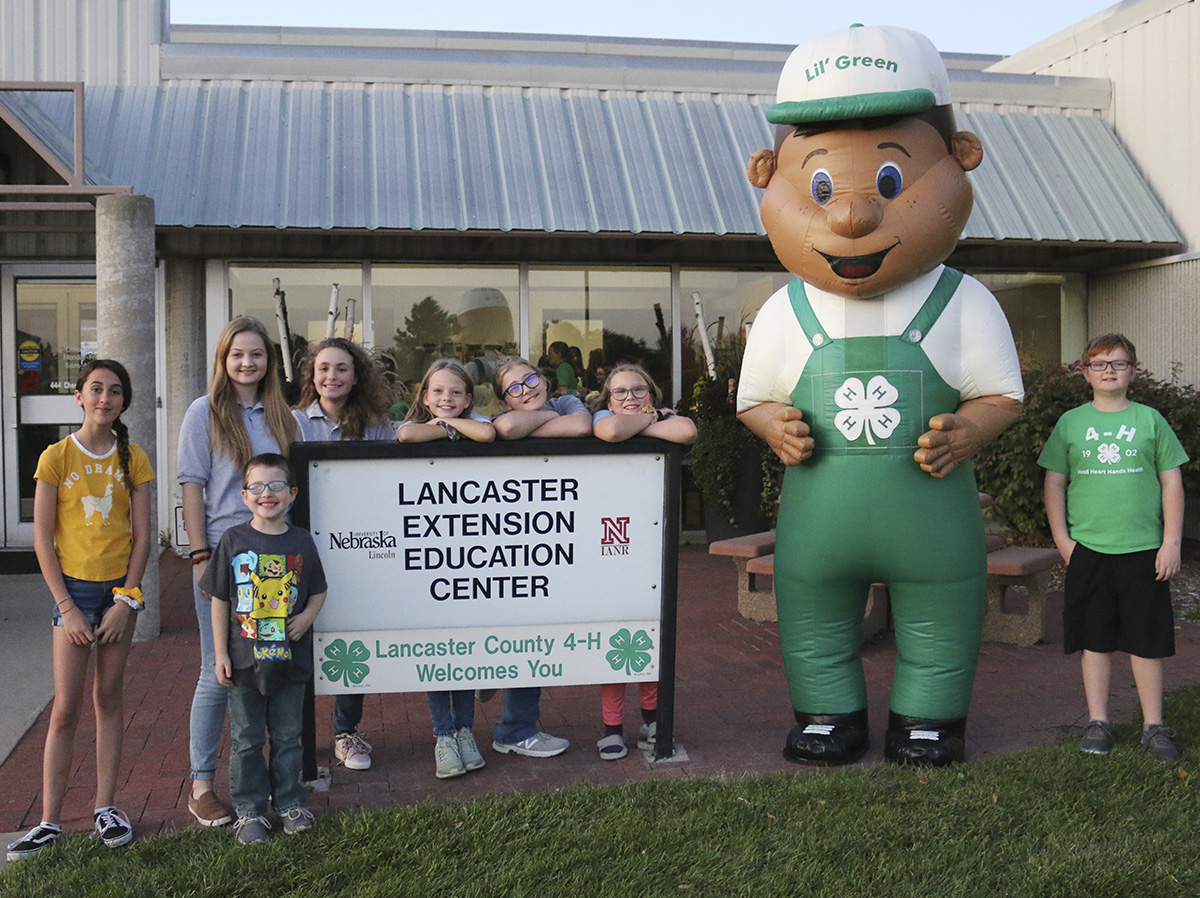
left=1, top=83, right=1182, bottom=247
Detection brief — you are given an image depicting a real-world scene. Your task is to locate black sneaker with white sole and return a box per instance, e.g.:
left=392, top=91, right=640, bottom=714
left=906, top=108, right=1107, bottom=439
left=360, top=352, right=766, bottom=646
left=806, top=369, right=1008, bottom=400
left=7, top=823, right=62, bottom=861
left=93, top=807, right=133, bottom=848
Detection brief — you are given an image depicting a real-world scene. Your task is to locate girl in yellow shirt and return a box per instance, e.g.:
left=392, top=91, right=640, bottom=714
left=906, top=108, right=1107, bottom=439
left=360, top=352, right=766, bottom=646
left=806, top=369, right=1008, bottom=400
left=7, top=360, right=153, bottom=862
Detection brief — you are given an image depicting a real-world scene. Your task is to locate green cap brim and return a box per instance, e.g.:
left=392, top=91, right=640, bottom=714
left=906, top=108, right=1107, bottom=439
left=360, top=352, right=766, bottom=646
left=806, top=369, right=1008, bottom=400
left=766, top=88, right=936, bottom=125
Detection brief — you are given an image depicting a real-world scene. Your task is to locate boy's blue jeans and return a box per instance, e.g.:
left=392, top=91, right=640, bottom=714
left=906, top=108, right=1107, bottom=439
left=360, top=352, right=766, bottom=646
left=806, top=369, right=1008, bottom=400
left=493, top=687, right=541, bottom=744
left=333, top=693, right=363, bottom=736
left=427, top=690, right=475, bottom=737
left=227, top=678, right=307, bottom=818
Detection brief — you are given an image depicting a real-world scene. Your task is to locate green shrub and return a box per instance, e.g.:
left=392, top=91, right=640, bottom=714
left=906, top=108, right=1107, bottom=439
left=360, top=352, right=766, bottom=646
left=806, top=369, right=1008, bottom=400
left=974, top=361, right=1200, bottom=537
left=683, top=373, right=782, bottom=525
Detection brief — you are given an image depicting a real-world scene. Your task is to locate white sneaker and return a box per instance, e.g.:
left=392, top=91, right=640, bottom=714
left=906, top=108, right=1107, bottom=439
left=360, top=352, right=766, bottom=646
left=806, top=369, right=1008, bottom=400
left=435, top=735, right=466, bottom=778
left=492, top=731, right=569, bottom=758
left=334, top=731, right=372, bottom=770
left=456, top=727, right=486, bottom=771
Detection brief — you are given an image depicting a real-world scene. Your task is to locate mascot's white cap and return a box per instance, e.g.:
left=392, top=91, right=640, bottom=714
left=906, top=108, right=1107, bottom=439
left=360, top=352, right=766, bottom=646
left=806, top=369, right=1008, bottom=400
left=767, top=24, right=951, bottom=125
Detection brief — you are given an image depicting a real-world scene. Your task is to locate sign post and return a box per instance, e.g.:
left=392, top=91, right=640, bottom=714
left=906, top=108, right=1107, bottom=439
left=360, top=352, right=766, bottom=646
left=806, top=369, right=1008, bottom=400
left=291, top=438, right=682, bottom=778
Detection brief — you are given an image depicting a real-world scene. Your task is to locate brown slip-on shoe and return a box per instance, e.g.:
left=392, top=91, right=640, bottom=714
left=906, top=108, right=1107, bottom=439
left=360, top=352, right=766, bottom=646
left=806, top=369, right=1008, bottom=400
left=188, top=790, right=233, bottom=827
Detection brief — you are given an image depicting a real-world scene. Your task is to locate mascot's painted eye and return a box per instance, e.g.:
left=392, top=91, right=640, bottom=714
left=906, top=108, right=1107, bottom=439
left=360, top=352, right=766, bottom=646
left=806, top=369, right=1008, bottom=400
left=811, top=169, right=833, bottom=205
left=806, top=170, right=835, bottom=205
left=876, top=163, right=902, bottom=200
left=811, top=168, right=830, bottom=202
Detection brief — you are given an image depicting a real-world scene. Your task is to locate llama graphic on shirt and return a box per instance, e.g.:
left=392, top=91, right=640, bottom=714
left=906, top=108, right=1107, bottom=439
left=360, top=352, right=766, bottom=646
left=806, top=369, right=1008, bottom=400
left=81, top=482, right=114, bottom=525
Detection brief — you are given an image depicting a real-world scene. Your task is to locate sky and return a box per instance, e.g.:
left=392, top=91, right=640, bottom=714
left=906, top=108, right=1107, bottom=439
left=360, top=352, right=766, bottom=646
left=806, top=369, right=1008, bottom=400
left=169, top=0, right=1116, bottom=57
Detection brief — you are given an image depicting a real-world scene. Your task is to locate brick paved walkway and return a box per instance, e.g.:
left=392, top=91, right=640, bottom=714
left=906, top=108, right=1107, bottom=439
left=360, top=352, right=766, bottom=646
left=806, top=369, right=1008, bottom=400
left=3, top=547, right=1198, bottom=839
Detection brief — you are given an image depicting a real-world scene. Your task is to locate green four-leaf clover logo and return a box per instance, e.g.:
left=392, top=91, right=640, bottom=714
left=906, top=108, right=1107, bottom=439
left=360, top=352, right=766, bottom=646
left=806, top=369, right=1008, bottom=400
left=606, top=628, right=654, bottom=675
left=322, top=638, right=370, bottom=687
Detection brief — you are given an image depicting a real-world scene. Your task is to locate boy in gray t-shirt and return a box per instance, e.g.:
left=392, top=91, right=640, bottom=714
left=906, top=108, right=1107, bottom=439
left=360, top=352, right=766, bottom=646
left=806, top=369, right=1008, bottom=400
left=200, top=453, right=327, bottom=844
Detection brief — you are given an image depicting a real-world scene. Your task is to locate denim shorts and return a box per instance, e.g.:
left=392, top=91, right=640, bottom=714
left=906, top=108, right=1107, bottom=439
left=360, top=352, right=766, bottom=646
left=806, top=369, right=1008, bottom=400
left=52, top=576, right=125, bottom=627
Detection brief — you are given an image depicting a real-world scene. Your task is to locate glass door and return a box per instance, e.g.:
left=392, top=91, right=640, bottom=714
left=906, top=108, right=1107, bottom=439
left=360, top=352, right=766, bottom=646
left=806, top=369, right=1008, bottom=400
left=1, top=265, right=96, bottom=547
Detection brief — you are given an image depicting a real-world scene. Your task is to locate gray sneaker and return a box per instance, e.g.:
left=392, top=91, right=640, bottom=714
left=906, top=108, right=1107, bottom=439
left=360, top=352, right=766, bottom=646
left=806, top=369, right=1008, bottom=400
left=1080, top=719, right=1113, bottom=755
left=435, top=734, right=466, bottom=778
left=234, top=815, right=271, bottom=845
left=492, top=731, right=569, bottom=758
left=1142, top=724, right=1180, bottom=762
left=456, top=727, right=486, bottom=771
left=279, top=807, right=314, bottom=835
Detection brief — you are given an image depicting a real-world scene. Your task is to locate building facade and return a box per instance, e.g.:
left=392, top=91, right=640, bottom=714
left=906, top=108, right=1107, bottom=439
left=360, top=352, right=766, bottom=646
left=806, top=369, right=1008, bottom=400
left=0, top=0, right=1190, bottom=556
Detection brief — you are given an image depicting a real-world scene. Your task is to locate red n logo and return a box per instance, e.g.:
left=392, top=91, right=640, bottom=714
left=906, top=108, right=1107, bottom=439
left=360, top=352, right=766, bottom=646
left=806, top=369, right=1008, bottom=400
left=601, top=517, right=630, bottom=545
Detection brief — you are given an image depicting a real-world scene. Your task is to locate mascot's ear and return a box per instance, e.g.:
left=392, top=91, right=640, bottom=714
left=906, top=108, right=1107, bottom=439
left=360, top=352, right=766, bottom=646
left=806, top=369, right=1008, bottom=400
left=747, top=149, right=777, bottom=188
left=952, top=131, right=983, bottom=172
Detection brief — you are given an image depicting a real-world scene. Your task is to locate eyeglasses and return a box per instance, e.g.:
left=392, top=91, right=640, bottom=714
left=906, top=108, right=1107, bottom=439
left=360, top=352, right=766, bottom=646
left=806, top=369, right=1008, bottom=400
left=1086, top=360, right=1132, bottom=372
left=610, top=385, right=650, bottom=401
left=503, top=373, right=542, bottom=397
left=244, top=480, right=291, bottom=495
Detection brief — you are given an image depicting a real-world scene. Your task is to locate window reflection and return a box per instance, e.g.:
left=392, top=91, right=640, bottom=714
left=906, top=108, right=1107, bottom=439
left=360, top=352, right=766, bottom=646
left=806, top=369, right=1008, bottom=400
left=229, top=264, right=363, bottom=403
left=529, top=268, right=672, bottom=402
left=372, top=266, right=519, bottom=418
left=679, top=270, right=789, bottom=402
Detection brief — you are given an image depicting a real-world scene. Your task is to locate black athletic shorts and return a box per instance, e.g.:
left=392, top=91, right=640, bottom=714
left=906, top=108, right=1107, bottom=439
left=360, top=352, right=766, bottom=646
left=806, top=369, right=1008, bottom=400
left=1063, top=543, right=1175, bottom=658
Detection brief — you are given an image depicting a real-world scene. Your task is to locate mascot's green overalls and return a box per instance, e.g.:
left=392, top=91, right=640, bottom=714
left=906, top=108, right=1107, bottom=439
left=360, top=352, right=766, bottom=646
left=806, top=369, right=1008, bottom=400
left=776, top=268, right=986, bottom=765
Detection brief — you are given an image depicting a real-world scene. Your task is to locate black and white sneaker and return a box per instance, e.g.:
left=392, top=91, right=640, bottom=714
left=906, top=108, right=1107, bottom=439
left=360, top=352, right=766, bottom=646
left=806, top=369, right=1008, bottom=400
left=93, top=807, right=133, bottom=848
left=7, top=823, right=62, bottom=861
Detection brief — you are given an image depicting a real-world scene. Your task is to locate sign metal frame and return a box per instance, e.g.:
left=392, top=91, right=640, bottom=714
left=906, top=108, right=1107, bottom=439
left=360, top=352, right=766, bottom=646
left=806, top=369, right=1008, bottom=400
left=290, top=436, right=682, bottom=771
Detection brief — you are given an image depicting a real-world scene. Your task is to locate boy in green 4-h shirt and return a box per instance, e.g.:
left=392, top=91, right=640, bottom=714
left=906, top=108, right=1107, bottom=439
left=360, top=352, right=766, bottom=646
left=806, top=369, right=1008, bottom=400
left=1039, top=334, right=1188, bottom=761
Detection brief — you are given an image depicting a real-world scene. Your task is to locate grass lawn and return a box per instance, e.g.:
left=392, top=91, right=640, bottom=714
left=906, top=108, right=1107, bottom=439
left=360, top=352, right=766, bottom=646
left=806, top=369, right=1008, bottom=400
left=4, top=686, right=1200, bottom=898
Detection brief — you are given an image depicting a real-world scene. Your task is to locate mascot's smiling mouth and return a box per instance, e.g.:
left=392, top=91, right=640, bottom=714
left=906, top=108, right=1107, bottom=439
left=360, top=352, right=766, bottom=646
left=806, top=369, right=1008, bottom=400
left=817, top=241, right=900, bottom=279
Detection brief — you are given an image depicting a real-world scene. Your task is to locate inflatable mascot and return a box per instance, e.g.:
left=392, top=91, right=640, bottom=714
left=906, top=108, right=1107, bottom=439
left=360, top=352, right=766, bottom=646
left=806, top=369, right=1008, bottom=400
left=737, top=24, right=1024, bottom=766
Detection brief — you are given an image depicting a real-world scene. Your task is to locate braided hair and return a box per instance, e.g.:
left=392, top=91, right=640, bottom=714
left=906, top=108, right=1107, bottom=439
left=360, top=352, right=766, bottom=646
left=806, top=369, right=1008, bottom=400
left=75, top=359, right=133, bottom=483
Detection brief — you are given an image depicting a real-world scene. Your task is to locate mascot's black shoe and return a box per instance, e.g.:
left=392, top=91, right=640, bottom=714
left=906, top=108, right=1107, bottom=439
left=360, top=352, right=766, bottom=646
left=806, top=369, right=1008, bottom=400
left=883, top=712, right=967, bottom=767
left=784, top=710, right=869, bottom=766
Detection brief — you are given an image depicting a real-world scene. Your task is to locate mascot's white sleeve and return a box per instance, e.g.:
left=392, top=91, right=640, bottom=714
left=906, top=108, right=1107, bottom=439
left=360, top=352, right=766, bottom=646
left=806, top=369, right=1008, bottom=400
left=736, top=286, right=807, bottom=412
left=735, top=270, right=1024, bottom=413
left=922, top=273, right=1025, bottom=404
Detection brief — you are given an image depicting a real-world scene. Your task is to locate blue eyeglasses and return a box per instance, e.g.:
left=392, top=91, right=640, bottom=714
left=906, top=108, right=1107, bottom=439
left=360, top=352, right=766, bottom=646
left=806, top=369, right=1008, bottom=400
left=503, top=372, right=542, bottom=397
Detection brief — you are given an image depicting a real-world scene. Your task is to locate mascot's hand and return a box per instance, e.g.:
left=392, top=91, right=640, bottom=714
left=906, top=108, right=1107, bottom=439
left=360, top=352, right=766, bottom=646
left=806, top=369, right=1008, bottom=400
left=738, top=402, right=813, bottom=465
left=913, top=396, right=1022, bottom=478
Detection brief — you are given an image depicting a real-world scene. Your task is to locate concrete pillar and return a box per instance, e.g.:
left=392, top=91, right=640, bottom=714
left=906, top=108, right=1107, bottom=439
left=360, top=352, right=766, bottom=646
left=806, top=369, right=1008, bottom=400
left=96, top=194, right=160, bottom=642
left=1060, top=273, right=1088, bottom=364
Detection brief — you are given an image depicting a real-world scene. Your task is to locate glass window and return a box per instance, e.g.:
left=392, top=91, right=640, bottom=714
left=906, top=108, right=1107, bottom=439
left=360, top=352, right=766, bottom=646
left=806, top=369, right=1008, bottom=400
left=14, top=280, right=97, bottom=522
left=528, top=267, right=672, bottom=402
left=976, top=275, right=1062, bottom=371
left=15, top=280, right=96, bottom=396
left=679, top=270, right=789, bottom=401
left=372, top=266, right=519, bottom=417
left=229, top=264, right=364, bottom=401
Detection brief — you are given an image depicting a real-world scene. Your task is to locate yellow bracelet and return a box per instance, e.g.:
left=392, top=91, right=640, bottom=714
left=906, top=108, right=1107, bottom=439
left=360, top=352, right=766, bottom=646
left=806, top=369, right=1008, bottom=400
left=113, top=586, right=144, bottom=606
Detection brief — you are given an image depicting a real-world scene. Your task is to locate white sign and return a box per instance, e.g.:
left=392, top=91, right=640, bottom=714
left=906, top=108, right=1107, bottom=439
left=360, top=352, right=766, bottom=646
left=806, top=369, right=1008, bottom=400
left=305, top=450, right=669, bottom=694
left=316, top=621, right=659, bottom=693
